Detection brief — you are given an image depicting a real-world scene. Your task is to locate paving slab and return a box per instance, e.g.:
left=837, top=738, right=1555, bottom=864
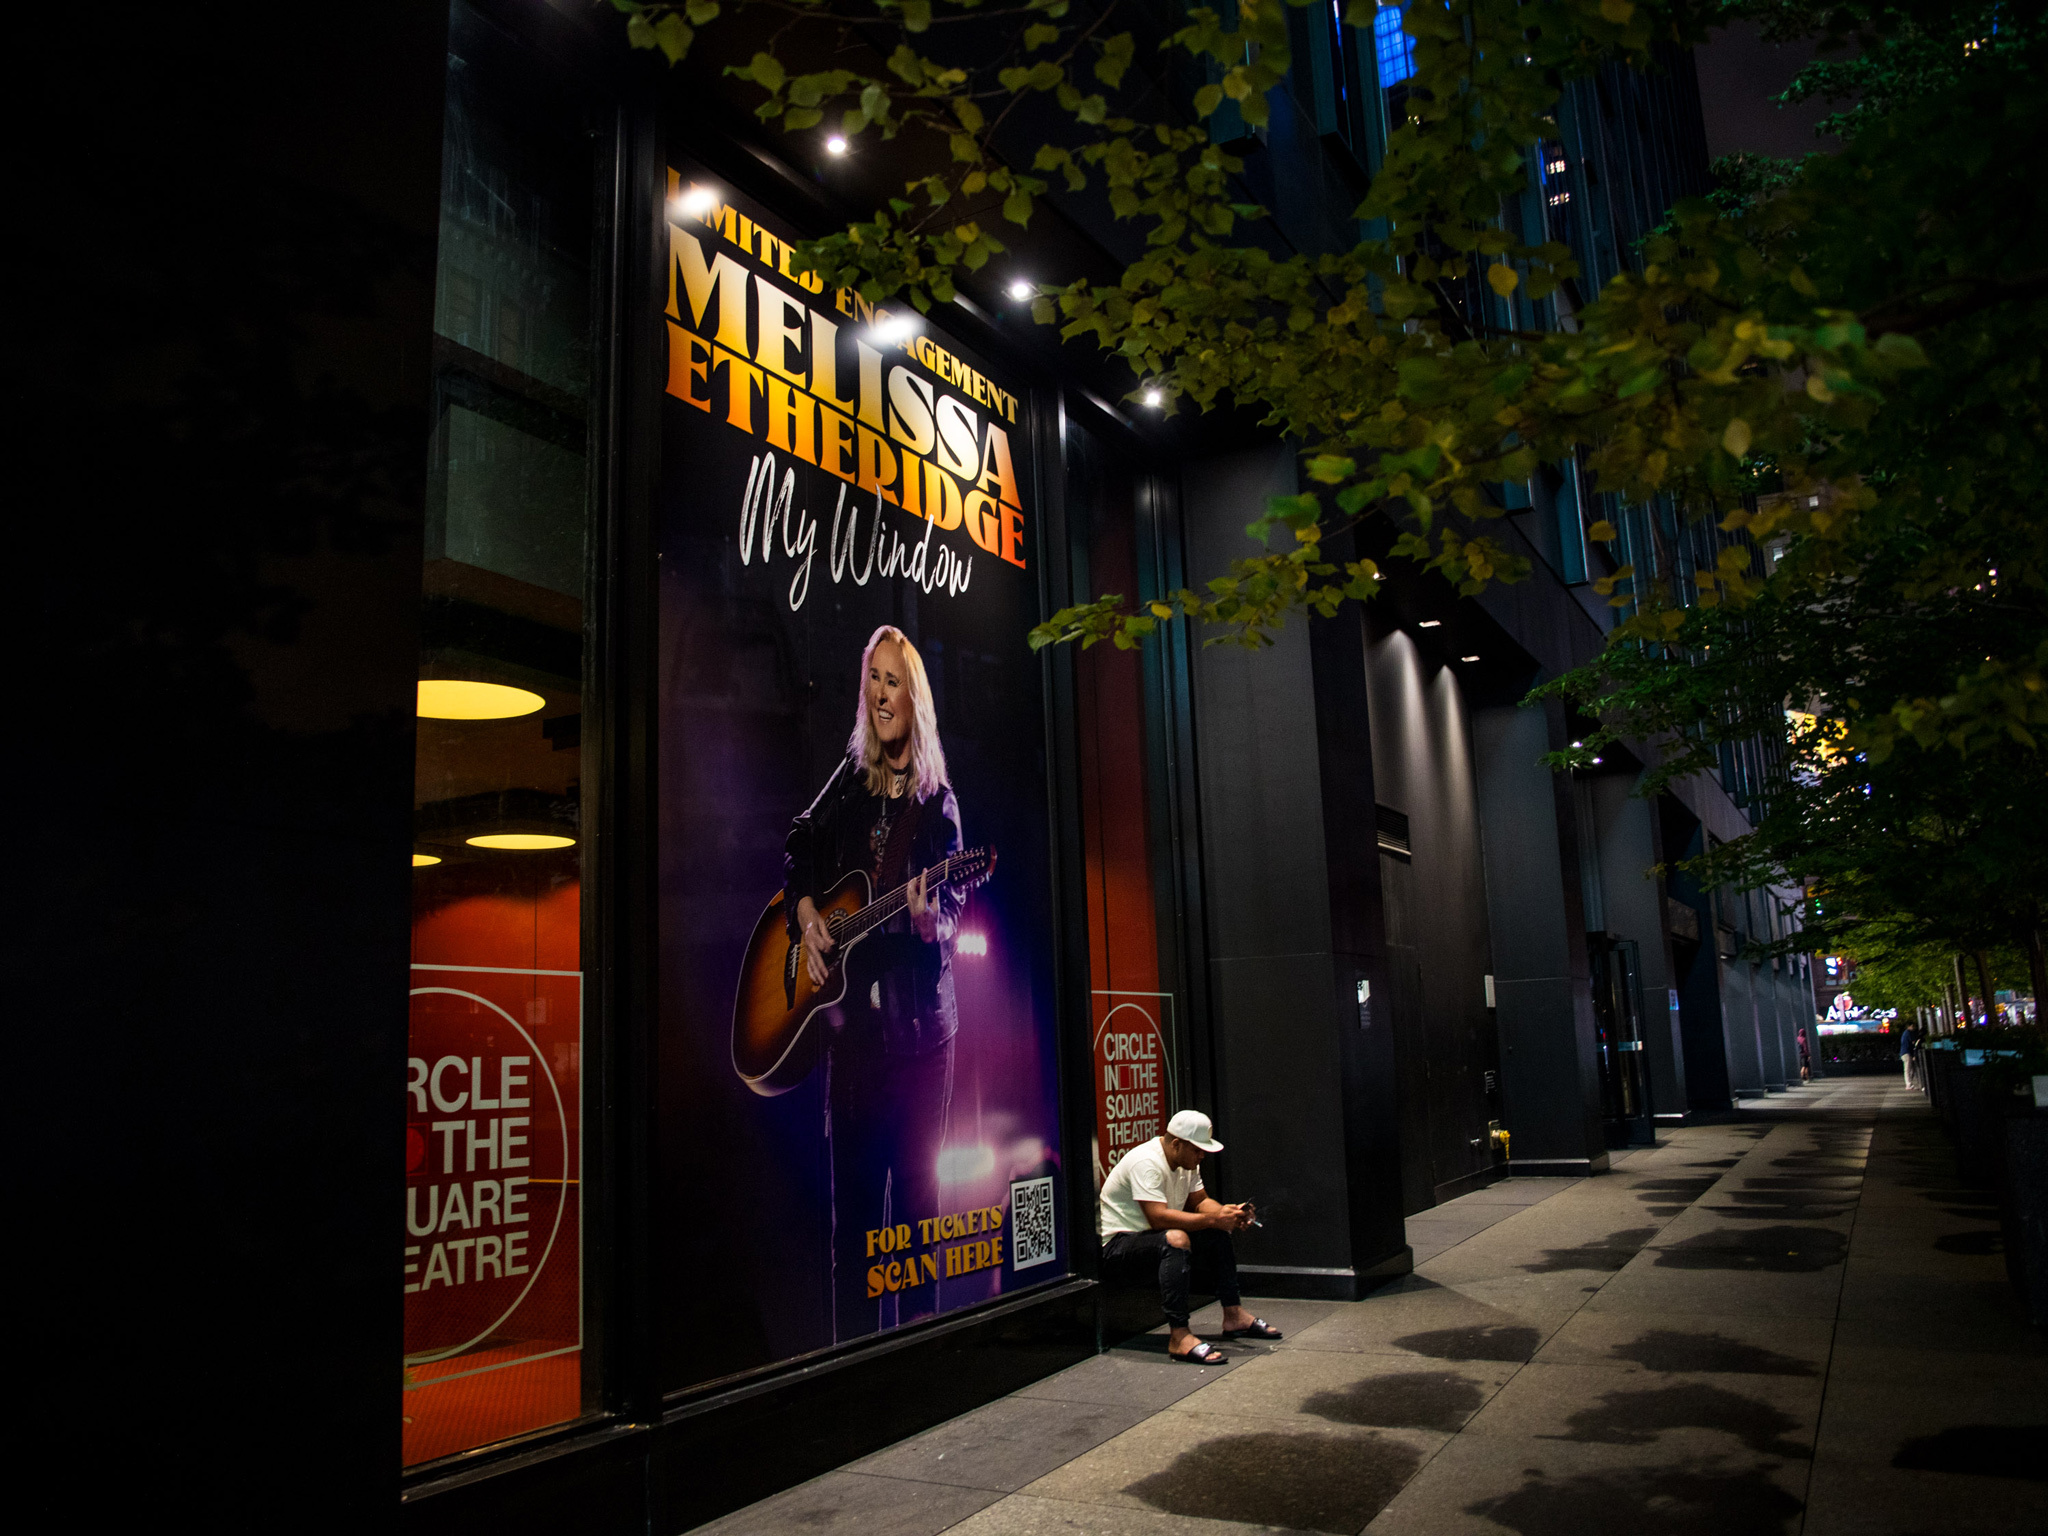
left=1362, top=1412, right=1811, bottom=1535
left=688, top=1471, right=1003, bottom=1536
left=1529, top=1308, right=1832, bottom=1377
left=943, top=1492, right=1310, bottom=1536
left=847, top=1395, right=1156, bottom=1493
left=1014, top=1352, right=1233, bottom=1413
left=1019, top=1409, right=1440, bottom=1534
left=1169, top=1347, right=1518, bottom=1435
left=1457, top=1360, right=1825, bottom=1459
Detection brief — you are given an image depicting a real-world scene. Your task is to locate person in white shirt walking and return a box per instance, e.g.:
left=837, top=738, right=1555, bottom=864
left=1098, top=1110, right=1282, bottom=1364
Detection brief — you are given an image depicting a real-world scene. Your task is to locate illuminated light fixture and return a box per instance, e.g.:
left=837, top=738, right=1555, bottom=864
left=1590, top=756, right=1604, bottom=764
left=1572, top=740, right=1583, bottom=748
left=1142, top=389, right=1163, bottom=407
left=674, top=183, right=719, bottom=219
left=956, top=932, right=988, bottom=956
left=1460, top=654, right=1481, bottom=663
left=466, top=833, right=576, bottom=850
left=825, top=135, right=848, bottom=156
left=1416, top=619, right=1442, bottom=628
left=417, top=680, right=546, bottom=720
left=870, top=314, right=917, bottom=345
left=412, top=853, right=442, bottom=867
left=1007, top=279, right=1034, bottom=301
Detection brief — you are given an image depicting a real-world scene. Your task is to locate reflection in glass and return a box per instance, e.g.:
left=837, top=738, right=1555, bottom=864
left=404, top=0, right=596, bottom=1469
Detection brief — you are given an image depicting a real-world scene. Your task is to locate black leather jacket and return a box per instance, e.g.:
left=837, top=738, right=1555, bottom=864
left=784, top=756, right=964, bottom=1056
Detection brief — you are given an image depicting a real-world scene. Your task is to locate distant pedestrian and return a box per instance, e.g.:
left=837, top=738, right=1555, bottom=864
left=1797, top=1025, right=1812, bottom=1083
left=1900, top=1021, right=1920, bottom=1088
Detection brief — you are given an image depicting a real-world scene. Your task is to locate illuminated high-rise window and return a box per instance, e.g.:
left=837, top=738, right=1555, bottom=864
left=1374, top=4, right=1416, bottom=87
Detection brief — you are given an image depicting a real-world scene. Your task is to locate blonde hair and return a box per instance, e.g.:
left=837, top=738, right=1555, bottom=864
left=849, top=624, right=949, bottom=800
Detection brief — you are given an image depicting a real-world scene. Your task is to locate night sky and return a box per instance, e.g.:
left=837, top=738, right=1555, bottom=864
left=1693, top=19, right=1844, bottom=163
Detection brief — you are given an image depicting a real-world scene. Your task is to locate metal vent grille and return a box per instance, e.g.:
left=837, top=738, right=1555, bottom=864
left=1375, top=804, right=1411, bottom=856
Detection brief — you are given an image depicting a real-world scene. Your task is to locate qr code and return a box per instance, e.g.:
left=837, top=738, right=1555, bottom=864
left=1008, top=1176, right=1057, bottom=1270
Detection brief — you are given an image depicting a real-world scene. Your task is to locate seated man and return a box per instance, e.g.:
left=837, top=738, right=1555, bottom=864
left=1098, top=1109, right=1282, bottom=1363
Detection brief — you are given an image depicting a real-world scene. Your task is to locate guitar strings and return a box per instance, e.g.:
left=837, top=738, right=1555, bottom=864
left=829, top=852, right=982, bottom=940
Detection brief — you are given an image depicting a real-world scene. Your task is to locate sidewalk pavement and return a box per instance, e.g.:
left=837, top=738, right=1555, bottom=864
left=692, top=1081, right=2046, bottom=1535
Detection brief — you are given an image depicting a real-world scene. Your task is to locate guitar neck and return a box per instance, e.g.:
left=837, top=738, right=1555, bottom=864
left=837, top=855, right=968, bottom=942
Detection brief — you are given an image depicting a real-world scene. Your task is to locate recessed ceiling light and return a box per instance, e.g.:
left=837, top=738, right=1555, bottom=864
left=1460, top=655, right=1481, bottom=663
left=417, top=680, right=546, bottom=720
left=1416, top=619, right=1442, bottom=628
left=466, top=833, right=576, bottom=850
left=1143, top=390, right=1163, bottom=407
left=412, top=853, right=442, bottom=867
left=1007, top=279, right=1034, bottom=301
left=825, top=135, right=848, bottom=156
left=1590, top=756, right=1604, bottom=764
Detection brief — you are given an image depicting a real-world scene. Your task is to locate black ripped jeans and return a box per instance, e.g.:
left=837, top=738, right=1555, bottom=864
left=1099, top=1227, right=1241, bottom=1329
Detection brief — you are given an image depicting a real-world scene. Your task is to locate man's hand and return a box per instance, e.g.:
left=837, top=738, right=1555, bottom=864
left=1209, top=1204, right=1251, bottom=1232
left=796, top=896, right=836, bottom=986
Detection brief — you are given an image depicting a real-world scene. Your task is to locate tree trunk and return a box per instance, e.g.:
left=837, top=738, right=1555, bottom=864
left=1954, top=954, right=1973, bottom=1027
left=1974, top=950, right=1996, bottom=1027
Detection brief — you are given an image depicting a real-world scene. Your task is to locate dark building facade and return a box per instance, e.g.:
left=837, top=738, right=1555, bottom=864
left=25, top=2, right=1815, bottom=1530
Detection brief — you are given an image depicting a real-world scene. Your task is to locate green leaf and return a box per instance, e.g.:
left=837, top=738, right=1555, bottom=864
left=783, top=106, right=824, bottom=130
left=901, top=0, right=932, bottom=32
left=1193, top=82, right=1223, bottom=117
left=746, top=52, right=786, bottom=92
left=1095, top=32, right=1134, bottom=87
left=684, top=0, right=720, bottom=23
left=653, top=15, right=694, bottom=61
left=1873, top=333, right=1927, bottom=368
left=1617, top=365, right=1664, bottom=399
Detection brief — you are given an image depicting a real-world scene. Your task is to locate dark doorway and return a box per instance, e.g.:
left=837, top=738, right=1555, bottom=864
left=1591, top=934, right=1655, bottom=1146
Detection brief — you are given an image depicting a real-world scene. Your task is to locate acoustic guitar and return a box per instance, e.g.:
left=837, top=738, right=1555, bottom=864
left=731, top=846, right=997, bottom=1096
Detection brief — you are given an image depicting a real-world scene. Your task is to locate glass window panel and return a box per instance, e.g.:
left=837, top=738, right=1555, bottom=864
left=404, top=0, right=599, bottom=1469
left=1374, top=4, right=1416, bottom=88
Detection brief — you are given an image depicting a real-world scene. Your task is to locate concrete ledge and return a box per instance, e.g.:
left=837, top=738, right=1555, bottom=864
left=1238, top=1245, right=1414, bottom=1301
left=1502, top=1154, right=1608, bottom=1177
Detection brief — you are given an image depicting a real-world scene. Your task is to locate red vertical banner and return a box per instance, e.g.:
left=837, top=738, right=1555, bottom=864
left=1091, top=991, right=1175, bottom=1186
left=404, top=964, right=581, bottom=1466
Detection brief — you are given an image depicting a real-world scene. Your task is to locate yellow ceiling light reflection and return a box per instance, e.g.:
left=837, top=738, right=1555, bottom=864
left=417, top=680, right=547, bottom=720
left=412, top=853, right=443, bottom=867
left=466, top=833, right=577, bottom=851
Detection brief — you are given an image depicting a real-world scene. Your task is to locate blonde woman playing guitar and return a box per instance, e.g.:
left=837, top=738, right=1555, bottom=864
left=777, top=625, right=973, bottom=1342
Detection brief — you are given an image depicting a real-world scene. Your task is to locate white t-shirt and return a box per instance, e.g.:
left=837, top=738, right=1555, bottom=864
left=1098, top=1138, right=1204, bottom=1239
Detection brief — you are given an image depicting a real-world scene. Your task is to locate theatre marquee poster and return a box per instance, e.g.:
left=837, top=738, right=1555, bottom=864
left=654, top=159, right=1067, bottom=1389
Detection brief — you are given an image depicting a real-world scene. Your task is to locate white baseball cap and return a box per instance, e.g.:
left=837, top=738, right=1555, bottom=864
left=1166, top=1109, right=1223, bottom=1152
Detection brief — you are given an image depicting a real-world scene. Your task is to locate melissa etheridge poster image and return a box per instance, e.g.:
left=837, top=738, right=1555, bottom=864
left=655, top=161, right=1066, bottom=1388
